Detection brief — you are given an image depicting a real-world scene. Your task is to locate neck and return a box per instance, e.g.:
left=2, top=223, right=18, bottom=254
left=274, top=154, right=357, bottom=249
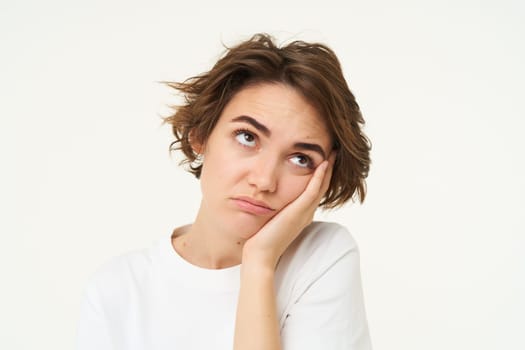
left=172, top=205, right=247, bottom=269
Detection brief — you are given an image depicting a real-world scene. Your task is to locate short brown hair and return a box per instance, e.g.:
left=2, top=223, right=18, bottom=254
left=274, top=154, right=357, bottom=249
left=164, top=33, right=371, bottom=208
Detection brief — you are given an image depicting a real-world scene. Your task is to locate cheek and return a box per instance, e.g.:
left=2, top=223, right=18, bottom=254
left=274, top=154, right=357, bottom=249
left=278, top=174, right=311, bottom=205
left=200, top=148, right=246, bottom=193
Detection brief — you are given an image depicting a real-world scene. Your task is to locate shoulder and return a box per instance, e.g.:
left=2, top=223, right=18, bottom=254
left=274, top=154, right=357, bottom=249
left=275, top=222, right=367, bottom=329
left=297, top=221, right=358, bottom=254
left=81, top=245, right=155, bottom=309
left=276, top=221, right=360, bottom=296
left=281, top=221, right=359, bottom=269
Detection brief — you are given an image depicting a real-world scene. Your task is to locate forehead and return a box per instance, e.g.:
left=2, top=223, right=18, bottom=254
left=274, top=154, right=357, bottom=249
left=220, top=83, right=331, bottom=143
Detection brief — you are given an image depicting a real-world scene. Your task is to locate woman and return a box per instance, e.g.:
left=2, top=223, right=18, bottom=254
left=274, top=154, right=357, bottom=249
left=77, top=33, right=372, bottom=350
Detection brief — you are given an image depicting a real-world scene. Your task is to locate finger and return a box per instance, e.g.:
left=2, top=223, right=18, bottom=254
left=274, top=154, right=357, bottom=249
left=308, top=160, right=330, bottom=194
left=283, top=153, right=335, bottom=213
left=318, top=152, right=337, bottom=198
left=292, top=160, right=330, bottom=209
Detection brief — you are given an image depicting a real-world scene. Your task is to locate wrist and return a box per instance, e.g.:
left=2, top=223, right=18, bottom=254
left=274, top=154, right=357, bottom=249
left=242, top=241, right=281, bottom=270
left=241, top=253, right=277, bottom=276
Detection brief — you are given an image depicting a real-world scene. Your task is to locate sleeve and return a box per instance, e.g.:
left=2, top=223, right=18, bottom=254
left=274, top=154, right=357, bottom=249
left=280, top=244, right=372, bottom=350
left=76, top=280, right=115, bottom=350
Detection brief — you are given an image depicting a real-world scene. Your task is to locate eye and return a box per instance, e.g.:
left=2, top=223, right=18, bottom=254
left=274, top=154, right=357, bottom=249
left=290, top=154, right=314, bottom=169
left=234, top=129, right=257, bottom=148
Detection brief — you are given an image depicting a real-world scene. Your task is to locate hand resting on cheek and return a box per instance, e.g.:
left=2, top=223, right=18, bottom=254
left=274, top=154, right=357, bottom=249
left=242, top=152, right=336, bottom=269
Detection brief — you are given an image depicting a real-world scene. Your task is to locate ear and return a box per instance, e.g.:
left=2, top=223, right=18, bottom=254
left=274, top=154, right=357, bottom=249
left=189, top=129, right=204, bottom=155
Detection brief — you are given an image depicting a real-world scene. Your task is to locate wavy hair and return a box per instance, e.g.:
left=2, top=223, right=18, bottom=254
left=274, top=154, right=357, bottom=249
left=164, top=33, right=371, bottom=208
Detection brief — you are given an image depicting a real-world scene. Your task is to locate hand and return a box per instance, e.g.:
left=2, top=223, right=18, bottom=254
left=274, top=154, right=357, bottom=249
left=242, top=152, right=336, bottom=269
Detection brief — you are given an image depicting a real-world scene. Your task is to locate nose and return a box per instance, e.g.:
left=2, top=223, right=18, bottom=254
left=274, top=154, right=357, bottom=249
left=247, top=154, right=279, bottom=193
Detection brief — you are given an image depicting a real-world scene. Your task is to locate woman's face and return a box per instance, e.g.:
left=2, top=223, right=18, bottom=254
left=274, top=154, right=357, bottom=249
left=196, top=82, right=332, bottom=239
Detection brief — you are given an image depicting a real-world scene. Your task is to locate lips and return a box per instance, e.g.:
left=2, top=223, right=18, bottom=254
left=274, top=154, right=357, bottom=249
left=231, top=196, right=275, bottom=215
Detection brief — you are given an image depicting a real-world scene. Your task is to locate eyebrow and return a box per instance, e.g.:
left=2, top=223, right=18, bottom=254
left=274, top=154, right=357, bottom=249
left=293, top=142, right=327, bottom=160
left=231, top=115, right=271, bottom=137
left=231, top=115, right=327, bottom=160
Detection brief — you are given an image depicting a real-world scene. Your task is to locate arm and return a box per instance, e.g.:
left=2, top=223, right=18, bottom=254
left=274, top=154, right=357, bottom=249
left=233, top=156, right=335, bottom=350
left=233, top=260, right=282, bottom=350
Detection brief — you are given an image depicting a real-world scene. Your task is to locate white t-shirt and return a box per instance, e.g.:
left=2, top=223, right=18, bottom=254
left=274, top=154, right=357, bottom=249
left=76, top=221, right=372, bottom=350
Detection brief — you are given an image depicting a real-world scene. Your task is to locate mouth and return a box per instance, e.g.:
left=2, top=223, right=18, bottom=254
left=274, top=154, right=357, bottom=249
left=231, top=196, right=275, bottom=215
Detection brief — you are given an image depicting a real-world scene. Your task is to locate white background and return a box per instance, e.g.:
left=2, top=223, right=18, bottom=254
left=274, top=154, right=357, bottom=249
left=2, top=0, right=524, bottom=349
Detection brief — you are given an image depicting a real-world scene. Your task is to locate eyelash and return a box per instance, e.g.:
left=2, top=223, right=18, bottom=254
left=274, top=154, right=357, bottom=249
left=290, top=154, right=315, bottom=169
left=232, top=128, right=315, bottom=169
left=234, top=128, right=256, bottom=148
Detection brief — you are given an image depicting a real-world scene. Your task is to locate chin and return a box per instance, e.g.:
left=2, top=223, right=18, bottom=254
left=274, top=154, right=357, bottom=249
left=226, top=212, right=272, bottom=240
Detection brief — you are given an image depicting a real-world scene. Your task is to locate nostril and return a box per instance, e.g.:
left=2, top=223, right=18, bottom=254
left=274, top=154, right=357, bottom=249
left=247, top=164, right=279, bottom=193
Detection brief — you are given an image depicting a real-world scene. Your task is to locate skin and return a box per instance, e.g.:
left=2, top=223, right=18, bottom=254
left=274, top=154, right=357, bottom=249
left=171, top=82, right=336, bottom=349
